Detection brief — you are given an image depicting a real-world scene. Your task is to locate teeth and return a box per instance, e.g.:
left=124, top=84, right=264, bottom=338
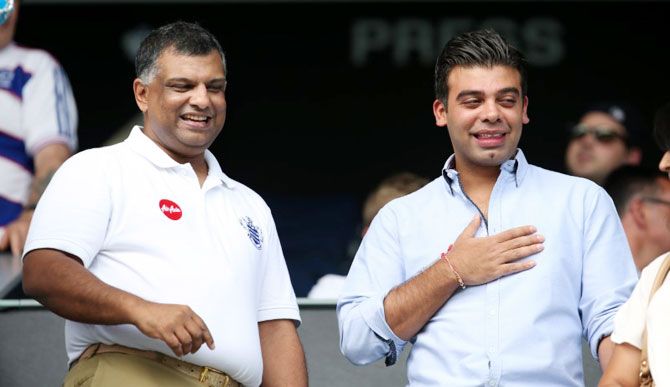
left=182, top=114, right=208, bottom=122
left=477, top=133, right=503, bottom=138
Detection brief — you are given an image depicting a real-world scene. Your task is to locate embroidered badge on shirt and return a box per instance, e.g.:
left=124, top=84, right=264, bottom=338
left=159, top=199, right=182, bottom=220
left=240, top=216, right=263, bottom=250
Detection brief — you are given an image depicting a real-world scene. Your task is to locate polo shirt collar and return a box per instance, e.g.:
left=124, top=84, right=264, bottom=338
left=126, top=126, right=237, bottom=189
left=441, top=149, right=529, bottom=194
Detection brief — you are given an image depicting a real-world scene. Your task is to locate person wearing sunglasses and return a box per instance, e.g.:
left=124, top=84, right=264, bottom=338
left=603, top=165, right=670, bottom=273
left=599, top=101, right=670, bottom=387
left=565, top=103, right=642, bottom=185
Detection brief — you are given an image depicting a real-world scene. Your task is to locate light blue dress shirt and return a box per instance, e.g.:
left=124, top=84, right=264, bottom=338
left=337, top=150, right=637, bottom=387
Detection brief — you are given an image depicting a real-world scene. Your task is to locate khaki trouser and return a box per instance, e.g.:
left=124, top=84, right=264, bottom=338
left=64, top=347, right=240, bottom=387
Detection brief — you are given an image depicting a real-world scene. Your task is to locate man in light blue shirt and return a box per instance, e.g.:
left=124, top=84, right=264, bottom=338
left=337, top=29, right=637, bottom=386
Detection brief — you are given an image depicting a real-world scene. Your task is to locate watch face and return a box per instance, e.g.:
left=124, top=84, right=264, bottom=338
left=0, top=0, right=13, bottom=26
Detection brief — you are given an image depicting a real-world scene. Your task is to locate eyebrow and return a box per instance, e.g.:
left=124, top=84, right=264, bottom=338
left=455, top=87, right=520, bottom=100
left=165, top=77, right=227, bottom=85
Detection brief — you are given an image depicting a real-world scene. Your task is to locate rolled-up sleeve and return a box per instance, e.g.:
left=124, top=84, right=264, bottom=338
left=579, top=187, right=638, bottom=360
left=336, top=206, right=409, bottom=366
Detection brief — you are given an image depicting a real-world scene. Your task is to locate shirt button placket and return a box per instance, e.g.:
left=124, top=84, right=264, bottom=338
left=486, top=277, right=501, bottom=385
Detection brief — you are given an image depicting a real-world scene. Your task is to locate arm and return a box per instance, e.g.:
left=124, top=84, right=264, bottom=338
left=384, top=215, right=543, bottom=340
left=258, top=319, right=307, bottom=387
left=598, top=342, right=640, bottom=387
left=580, top=188, right=638, bottom=361
left=338, top=211, right=543, bottom=365
left=597, top=336, right=615, bottom=371
left=22, top=248, right=214, bottom=356
left=0, top=143, right=70, bottom=256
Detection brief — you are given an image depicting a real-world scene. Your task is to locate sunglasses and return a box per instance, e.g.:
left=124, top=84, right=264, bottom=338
left=570, top=124, right=628, bottom=144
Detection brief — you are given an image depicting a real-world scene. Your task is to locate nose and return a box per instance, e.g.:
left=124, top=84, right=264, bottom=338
left=189, top=84, right=210, bottom=110
left=480, top=100, right=501, bottom=123
left=660, top=151, right=670, bottom=173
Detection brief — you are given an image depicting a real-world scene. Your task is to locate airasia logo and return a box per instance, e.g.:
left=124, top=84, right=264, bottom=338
left=159, top=199, right=182, bottom=220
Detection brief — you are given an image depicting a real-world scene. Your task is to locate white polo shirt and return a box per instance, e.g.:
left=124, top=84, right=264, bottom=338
left=24, top=126, right=299, bottom=387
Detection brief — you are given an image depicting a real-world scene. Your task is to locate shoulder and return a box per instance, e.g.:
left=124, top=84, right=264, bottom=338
left=9, top=44, right=62, bottom=72
left=376, top=177, right=442, bottom=218
left=57, top=143, right=125, bottom=174
left=640, top=253, right=670, bottom=284
left=526, top=164, right=608, bottom=199
left=224, top=177, right=274, bottom=215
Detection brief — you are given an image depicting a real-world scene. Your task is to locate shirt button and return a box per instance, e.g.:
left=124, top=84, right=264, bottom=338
left=489, top=346, right=496, bottom=354
left=489, top=381, right=496, bottom=386
left=488, top=309, right=496, bottom=316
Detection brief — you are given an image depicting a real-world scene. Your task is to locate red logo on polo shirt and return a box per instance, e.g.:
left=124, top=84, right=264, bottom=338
left=159, top=199, right=182, bottom=220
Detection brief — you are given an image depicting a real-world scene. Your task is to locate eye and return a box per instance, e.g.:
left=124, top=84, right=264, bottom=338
left=207, top=86, right=225, bottom=93
left=498, top=98, right=517, bottom=107
left=462, top=99, right=481, bottom=107
left=169, top=84, right=192, bottom=92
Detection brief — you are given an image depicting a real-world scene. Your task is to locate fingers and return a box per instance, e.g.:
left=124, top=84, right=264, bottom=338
left=192, top=314, right=215, bottom=350
left=0, top=231, right=8, bottom=251
left=494, top=225, right=538, bottom=242
left=165, top=332, right=184, bottom=357
left=498, top=259, right=537, bottom=278
left=174, top=326, right=193, bottom=355
left=9, top=229, right=26, bottom=257
left=501, top=234, right=544, bottom=256
left=134, top=303, right=215, bottom=356
left=457, top=215, right=481, bottom=241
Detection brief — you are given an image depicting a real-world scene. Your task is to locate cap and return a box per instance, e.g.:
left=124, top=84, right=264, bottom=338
left=578, top=101, right=645, bottom=147
left=0, top=0, right=14, bottom=26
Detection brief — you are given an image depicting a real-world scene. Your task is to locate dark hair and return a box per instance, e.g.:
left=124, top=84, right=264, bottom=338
left=603, top=165, right=666, bottom=216
left=654, top=101, right=670, bottom=151
left=135, top=21, right=225, bottom=82
left=434, top=29, right=527, bottom=103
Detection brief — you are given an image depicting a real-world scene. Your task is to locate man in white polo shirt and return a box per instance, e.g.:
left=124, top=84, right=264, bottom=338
left=22, top=21, right=307, bottom=387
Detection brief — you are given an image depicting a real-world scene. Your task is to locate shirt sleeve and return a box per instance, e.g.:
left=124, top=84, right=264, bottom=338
left=23, top=150, right=110, bottom=266
left=256, top=207, right=301, bottom=324
left=22, top=56, right=78, bottom=155
left=610, top=268, right=652, bottom=349
left=336, top=205, right=409, bottom=366
left=579, top=186, right=638, bottom=360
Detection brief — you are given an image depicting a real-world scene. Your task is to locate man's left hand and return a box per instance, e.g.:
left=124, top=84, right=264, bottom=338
left=0, top=210, right=32, bottom=257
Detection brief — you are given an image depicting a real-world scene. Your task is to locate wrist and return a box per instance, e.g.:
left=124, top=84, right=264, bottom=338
left=441, top=245, right=466, bottom=290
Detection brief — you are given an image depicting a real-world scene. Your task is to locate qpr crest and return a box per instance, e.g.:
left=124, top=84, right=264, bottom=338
left=240, top=216, right=263, bottom=250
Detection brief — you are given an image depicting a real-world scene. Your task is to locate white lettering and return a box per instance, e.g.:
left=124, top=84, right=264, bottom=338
left=161, top=204, right=181, bottom=214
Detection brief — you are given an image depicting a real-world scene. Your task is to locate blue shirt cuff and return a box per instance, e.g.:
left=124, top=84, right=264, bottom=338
left=359, top=293, right=408, bottom=365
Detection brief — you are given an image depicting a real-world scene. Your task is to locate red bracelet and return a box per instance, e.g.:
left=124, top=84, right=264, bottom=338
left=441, top=244, right=466, bottom=290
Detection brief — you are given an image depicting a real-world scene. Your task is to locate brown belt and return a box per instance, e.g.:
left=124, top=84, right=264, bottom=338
left=75, top=343, right=241, bottom=387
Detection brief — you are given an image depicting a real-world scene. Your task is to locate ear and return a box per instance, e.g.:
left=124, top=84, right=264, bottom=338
left=522, top=96, right=530, bottom=125
left=627, top=197, right=647, bottom=229
left=625, top=147, right=642, bottom=165
left=133, top=78, right=149, bottom=113
left=433, top=99, right=448, bottom=127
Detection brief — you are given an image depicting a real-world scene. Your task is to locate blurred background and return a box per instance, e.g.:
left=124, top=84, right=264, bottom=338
left=16, top=0, right=670, bottom=295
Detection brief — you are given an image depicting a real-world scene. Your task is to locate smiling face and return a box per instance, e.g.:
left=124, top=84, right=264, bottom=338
left=433, top=65, right=529, bottom=174
left=133, top=47, right=227, bottom=163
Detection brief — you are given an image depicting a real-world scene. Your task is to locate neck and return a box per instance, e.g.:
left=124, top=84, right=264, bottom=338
left=190, top=157, right=209, bottom=187
left=623, top=221, right=663, bottom=272
left=455, top=160, right=501, bottom=219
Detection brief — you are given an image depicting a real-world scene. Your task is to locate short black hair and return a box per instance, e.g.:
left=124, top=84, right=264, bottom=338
left=654, top=101, right=670, bottom=151
left=135, top=21, right=225, bottom=83
left=434, top=29, right=527, bottom=103
left=603, top=165, right=667, bottom=216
